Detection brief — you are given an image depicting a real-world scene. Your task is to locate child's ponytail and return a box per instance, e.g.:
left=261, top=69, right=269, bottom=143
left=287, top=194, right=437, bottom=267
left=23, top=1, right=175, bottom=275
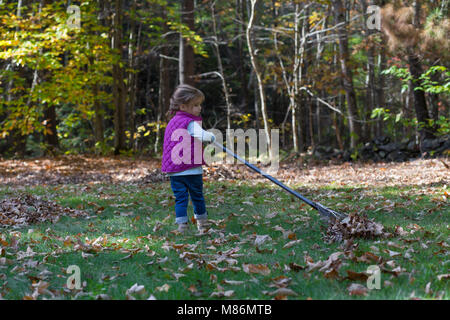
left=166, top=96, right=180, bottom=120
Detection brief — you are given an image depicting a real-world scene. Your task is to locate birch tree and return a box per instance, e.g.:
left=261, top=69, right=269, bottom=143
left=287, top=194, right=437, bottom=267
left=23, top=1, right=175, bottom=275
left=246, top=0, right=272, bottom=159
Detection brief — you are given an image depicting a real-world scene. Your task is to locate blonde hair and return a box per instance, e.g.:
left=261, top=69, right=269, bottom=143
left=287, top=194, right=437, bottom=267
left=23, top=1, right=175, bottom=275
left=166, top=84, right=205, bottom=119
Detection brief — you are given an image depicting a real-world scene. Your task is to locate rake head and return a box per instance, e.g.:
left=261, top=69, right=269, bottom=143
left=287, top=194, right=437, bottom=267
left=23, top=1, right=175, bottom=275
left=315, top=202, right=348, bottom=221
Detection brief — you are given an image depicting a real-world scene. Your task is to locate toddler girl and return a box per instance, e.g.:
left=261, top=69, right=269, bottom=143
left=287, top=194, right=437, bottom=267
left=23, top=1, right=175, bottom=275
left=161, top=84, right=216, bottom=234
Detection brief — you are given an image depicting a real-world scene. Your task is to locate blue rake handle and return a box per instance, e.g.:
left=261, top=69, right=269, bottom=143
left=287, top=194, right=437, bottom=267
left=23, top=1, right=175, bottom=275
left=212, top=141, right=347, bottom=220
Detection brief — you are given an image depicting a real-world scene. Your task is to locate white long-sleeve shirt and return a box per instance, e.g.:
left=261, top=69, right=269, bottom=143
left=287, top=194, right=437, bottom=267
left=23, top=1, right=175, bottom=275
left=168, top=121, right=215, bottom=176
left=188, top=121, right=215, bottom=144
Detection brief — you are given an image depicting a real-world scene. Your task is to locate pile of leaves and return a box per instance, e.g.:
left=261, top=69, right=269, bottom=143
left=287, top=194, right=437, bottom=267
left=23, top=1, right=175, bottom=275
left=323, top=213, right=391, bottom=243
left=0, top=194, right=87, bottom=228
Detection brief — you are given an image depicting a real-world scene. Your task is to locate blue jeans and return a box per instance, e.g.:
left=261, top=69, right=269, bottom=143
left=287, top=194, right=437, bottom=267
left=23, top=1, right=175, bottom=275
left=170, top=175, right=208, bottom=224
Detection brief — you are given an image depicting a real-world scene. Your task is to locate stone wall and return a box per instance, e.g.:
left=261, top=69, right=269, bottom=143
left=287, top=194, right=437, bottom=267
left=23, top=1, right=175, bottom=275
left=313, top=135, right=450, bottom=162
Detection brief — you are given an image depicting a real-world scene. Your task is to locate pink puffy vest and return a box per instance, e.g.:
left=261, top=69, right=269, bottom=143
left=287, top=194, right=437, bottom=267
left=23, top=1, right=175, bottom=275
left=161, top=111, right=206, bottom=173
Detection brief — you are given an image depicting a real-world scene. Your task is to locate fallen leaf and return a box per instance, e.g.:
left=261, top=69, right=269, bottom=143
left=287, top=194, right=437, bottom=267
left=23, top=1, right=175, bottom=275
left=437, top=274, right=450, bottom=281
left=425, top=282, right=432, bottom=295
left=173, top=273, right=186, bottom=281
left=386, top=249, right=402, bottom=257
left=306, top=252, right=343, bottom=273
left=384, top=280, right=394, bottom=287
left=288, top=262, right=305, bottom=272
left=347, top=283, right=368, bottom=296
left=270, top=276, right=291, bottom=288
left=127, top=283, right=146, bottom=296
left=156, top=284, right=170, bottom=292
left=386, top=260, right=396, bottom=268
left=256, top=247, right=273, bottom=254
left=266, top=212, right=278, bottom=219
left=395, top=226, right=409, bottom=236
left=346, top=270, right=368, bottom=282
left=267, top=288, right=298, bottom=298
left=157, top=256, right=169, bottom=264
left=152, top=222, right=162, bottom=232
left=323, top=269, right=341, bottom=279
left=355, top=252, right=382, bottom=264
left=254, top=235, right=271, bottom=246
left=222, top=280, right=245, bottom=285
left=0, top=257, right=13, bottom=265
left=283, top=240, right=302, bottom=249
left=81, top=252, right=93, bottom=259
left=436, top=241, right=449, bottom=248
left=242, top=263, right=271, bottom=276
left=387, top=241, right=404, bottom=249
left=210, top=290, right=234, bottom=298
left=391, top=266, right=407, bottom=274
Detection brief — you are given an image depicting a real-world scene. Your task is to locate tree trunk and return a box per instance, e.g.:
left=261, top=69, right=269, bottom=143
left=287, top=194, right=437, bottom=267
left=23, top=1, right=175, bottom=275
left=292, top=3, right=302, bottom=153
left=237, top=0, right=249, bottom=113
left=43, top=104, right=59, bottom=150
left=93, top=83, right=104, bottom=148
left=179, top=0, right=195, bottom=85
left=211, top=3, right=233, bottom=130
left=332, top=42, right=344, bottom=150
left=316, top=96, right=321, bottom=145
left=247, top=0, right=271, bottom=159
left=39, top=0, right=59, bottom=153
left=333, top=0, right=362, bottom=148
left=128, top=0, right=138, bottom=151
left=130, top=2, right=142, bottom=152
left=376, top=41, right=386, bottom=137
left=408, top=54, right=435, bottom=142
left=5, top=0, right=27, bottom=156
left=274, top=18, right=297, bottom=152
left=273, top=0, right=298, bottom=152
left=408, top=0, right=435, bottom=147
left=253, top=74, right=260, bottom=131
left=333, top=112, right=344, bottom=151
left=360, top=0, right=376, bottom=142
left=112, top=0, right=127, bottom=155
left=156, top=7, right=171, bottom=154
left=92, top=0, right=107, bottom=153
left=308, top=98, right=315, bottom=150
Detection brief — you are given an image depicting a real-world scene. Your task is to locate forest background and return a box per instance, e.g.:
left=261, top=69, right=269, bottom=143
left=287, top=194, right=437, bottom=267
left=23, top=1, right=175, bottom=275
left=0, top=0, right=449, bottom=162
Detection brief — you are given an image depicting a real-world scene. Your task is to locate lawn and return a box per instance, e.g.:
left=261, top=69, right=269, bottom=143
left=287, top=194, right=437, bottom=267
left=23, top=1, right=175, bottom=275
left=0, top=158, right=448, bottom=300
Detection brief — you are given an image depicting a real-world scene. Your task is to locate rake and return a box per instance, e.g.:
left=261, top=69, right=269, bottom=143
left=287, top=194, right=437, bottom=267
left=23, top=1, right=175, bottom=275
left=213, top=141, right=347, bottom=221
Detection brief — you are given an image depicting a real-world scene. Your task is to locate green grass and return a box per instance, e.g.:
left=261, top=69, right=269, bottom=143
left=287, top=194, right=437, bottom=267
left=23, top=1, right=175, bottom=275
left=0, top=180, right=448, bottom=300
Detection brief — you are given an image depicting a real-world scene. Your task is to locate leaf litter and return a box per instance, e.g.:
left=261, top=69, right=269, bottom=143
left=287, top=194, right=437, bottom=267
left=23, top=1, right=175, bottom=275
left=0, top=156, right=448, bottom=299
left=0, top=194, right=88, bottom=228
left=1, top=156, right=447, bottom=189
